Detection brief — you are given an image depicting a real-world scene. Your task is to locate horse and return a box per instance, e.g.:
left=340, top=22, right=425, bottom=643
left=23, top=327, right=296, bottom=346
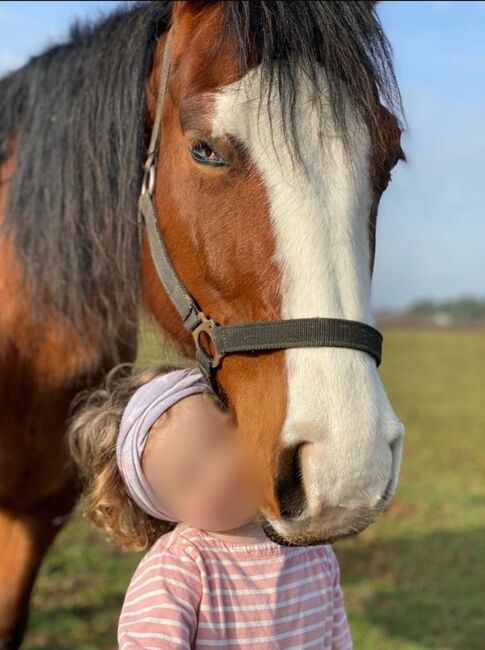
left=0, top=1, right=406, bottom=646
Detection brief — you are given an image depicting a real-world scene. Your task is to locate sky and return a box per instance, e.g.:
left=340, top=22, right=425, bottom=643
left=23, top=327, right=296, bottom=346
left=0, top=1, right=484, bottom=310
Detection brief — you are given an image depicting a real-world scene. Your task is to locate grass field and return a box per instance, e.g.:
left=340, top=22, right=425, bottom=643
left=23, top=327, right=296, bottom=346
left=23, top=327, right=485, bottom=650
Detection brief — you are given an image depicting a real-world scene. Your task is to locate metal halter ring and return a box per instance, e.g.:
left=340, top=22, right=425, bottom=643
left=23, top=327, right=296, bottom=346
left=191, top=311, right=222, bottom=369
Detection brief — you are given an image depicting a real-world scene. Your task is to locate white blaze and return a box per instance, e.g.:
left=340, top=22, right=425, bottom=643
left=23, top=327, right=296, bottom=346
left=211, top=66, right=404, bottom=522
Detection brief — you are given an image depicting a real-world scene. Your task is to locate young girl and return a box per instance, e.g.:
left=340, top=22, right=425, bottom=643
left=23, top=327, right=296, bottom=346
left=68, top=362, right=353, bottom=650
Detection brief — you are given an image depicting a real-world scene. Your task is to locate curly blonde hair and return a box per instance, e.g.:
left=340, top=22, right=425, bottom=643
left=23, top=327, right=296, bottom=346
left=67, top=361, right=224, bottom=552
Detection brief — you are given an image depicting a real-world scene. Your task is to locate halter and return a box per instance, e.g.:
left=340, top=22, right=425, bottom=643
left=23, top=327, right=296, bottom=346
left=138, top=31, right=383, bottom=404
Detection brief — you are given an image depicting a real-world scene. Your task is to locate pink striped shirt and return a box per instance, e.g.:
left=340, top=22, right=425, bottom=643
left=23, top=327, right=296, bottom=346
left=118, top=521, right=353, bottom=649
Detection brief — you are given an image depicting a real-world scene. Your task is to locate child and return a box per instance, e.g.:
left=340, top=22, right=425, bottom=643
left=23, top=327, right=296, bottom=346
left=68, top=362, right=353, bottom=649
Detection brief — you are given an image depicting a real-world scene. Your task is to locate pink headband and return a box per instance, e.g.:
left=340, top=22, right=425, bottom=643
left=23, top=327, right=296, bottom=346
left=116, top=367, right=213, bottom=522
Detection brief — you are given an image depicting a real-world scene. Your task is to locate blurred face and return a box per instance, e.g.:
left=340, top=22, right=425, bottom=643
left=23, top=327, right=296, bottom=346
left=141, top=392, right=264, bottom=532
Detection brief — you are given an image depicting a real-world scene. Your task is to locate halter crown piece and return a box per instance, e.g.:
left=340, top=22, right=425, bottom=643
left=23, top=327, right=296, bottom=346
left=138, top=30, right=383, bottom=405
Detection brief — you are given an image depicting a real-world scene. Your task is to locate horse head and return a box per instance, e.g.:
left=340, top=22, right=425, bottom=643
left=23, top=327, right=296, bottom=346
left=141, top=0, right=406, bottom=545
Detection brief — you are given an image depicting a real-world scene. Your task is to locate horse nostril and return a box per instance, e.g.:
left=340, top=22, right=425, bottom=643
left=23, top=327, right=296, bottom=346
left=274, top=442, right=307, bottom=520
left=381, top=436, right=400, bottom=502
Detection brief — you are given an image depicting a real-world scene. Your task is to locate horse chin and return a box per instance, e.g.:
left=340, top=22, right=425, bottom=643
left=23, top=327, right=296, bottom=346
left=260, top=508, right=378, bottom=547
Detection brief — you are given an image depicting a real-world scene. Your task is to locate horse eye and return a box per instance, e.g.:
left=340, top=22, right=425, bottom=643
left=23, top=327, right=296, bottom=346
left=382, top=145, right=405, bottom=188
left=391, top=145, right=406, bottom=169
left=190, top=140, right=228, bottom=167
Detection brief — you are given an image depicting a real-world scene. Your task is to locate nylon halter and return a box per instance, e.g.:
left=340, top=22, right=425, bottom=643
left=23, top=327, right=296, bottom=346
left=138, top=30, right=383, bottom=404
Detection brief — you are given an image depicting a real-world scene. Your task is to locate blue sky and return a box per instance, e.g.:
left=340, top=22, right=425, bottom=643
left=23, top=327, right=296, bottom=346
left=1, top=1, right=484, bottom=310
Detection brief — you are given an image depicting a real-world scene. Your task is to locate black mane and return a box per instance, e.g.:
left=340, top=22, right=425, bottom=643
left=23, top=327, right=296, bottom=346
left=216, top=0, right=403, bottom=162
left=0, top=0, right=402, bottom=357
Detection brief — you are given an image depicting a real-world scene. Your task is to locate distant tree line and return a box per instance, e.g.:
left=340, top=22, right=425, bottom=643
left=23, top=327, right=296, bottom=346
left=406, top=296, right=485, bottom=323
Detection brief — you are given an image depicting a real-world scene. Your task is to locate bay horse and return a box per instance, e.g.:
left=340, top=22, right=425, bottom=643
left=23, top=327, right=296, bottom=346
left=0, top=1, right=406, bottom=646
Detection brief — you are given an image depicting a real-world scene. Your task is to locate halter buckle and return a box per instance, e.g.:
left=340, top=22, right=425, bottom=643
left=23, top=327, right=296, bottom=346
left=141, top=164, right=156, bottom=197
left=192, top=311, right=222, bottom=369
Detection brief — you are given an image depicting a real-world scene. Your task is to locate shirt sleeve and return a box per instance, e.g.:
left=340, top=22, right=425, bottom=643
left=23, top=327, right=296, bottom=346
left=328, top=546, right=354, bottom=650
left=117, top=545, right=201, bottom=650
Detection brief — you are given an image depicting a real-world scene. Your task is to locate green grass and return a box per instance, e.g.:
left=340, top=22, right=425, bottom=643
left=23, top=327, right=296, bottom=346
left=23, top=327, right=485, bottom=650
left=338, top=329, right=485, bottom=650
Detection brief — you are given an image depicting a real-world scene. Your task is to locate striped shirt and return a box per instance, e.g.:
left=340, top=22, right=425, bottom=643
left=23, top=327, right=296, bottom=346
left=118, top=521, right=353, bottom=649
